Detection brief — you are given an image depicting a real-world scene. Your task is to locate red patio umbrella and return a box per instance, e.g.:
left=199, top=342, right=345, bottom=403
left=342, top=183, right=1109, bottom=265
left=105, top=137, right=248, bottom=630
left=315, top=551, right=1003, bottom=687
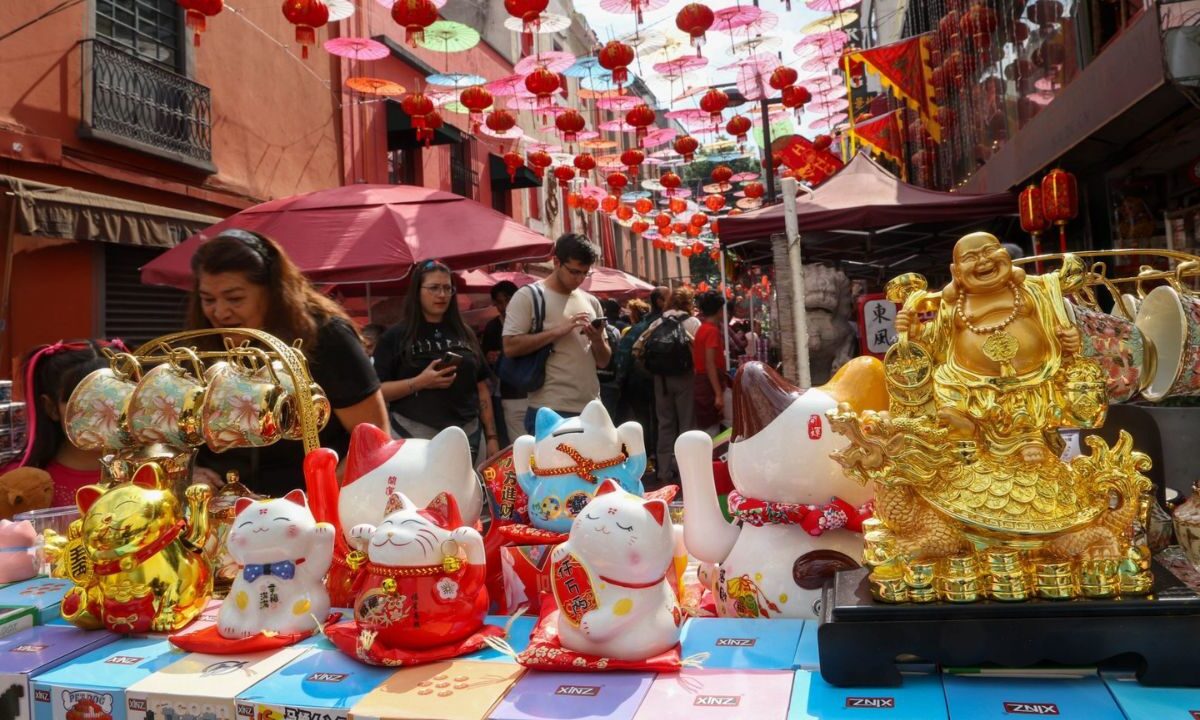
left=140, top=185, right=554, bottom=288
left=580, top=266, right=654, bottom=301
left=458, top=269, right=540, bottom=293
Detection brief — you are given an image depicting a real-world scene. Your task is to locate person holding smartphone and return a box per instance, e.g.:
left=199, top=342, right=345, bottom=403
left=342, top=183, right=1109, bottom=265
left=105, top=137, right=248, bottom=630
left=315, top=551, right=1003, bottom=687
left=374, top=260, right=500, bottom=460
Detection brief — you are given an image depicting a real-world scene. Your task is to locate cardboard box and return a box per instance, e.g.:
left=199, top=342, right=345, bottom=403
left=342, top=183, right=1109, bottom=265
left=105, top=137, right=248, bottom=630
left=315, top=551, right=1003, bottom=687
left=942, top=673, right=1125, bottom=720
left=0, top=608, right=36, bottom=640
left=489, top=671, right=654, bottom=720
left=124, top=645, right=309, bottom=720
left=681, top=618, right=805, bottom=671
left=235, top=641, right=396, bottom=720
left=31, top=636, right=183, bottom=720
left=632, top=670, right=795, bottom=720
left=464, top=615, right=536, bottom=663
left=0, top=578, right=72, bottom=625
left=791, top=621, right=819, bottom=671
left=1103, top=672, right=1200, bottom=720
left=349, top=660, right=524, bottom=720
left=0, top=625, right=118, bottom=720
left=786, top=670, right=946, bottom=719
left=497, top=546, right=554, bottom=616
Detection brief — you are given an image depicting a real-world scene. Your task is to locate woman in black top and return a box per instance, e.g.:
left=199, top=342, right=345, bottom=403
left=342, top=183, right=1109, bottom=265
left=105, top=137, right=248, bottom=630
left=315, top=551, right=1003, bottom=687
left=189, top=229, right=388, bottom=497
left=374, top=260, right=500, bottom=461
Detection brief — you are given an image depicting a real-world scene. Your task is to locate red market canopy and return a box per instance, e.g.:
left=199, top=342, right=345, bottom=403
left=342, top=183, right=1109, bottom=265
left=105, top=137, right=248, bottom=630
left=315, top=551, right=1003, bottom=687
left=140, top=185, right=554, bottom=288
left=580, top=266, right=654, bottom=300
left=717, top=153, right=1015, bottom=245
left=458, top=269, right=540, bottom=293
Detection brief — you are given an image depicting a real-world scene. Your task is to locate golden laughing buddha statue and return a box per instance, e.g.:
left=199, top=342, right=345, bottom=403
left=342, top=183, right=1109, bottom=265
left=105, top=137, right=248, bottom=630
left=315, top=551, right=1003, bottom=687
left=827, top=233, right=1154, bottom=603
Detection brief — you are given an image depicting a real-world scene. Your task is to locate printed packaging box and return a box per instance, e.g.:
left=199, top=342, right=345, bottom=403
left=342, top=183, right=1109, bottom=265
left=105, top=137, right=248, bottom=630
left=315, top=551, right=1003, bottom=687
left=632, top=670, right=795, bottom=720
left=0, top=608, right=36, bottom=640
left=681, top=618, right=805, bottom=671
left=31, top=636, right=183, bottom=720
left=497, top=546, right=554, bottom=616
left=155, top=599, right=222, bottom=638
left=0, top=577, right=73, bottom=625
left=786, top=671, right=947, bottom=720
left=0, top=624, right=118, bottom=720
left=1103, top=672, right=1200, bottom=720
left=236, top=642, right=396, bottom=720
left=464, top=615, right=536, bottom=663
left=791, top=622, right=819, bottom=671
left=124, top=645, right=309, bottom=720
left=349, top=660, right=525, bottom=720
left=942, top=673, right=1125, bottom=720
left=489, top=671, right=654, bottom=720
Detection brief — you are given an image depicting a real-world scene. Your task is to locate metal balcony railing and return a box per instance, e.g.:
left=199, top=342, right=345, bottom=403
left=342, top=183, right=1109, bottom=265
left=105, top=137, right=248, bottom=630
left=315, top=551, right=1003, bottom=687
left=80, top=39, right=215, bottom=172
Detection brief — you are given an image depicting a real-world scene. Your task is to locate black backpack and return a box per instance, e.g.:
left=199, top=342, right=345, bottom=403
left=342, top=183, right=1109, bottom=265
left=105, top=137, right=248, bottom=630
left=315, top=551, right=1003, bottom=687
left=641, top=316, right=694, bottom=376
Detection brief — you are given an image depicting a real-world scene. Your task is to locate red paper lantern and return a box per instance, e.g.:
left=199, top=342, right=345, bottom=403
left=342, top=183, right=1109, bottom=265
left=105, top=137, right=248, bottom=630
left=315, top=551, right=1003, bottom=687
left=524, top=67, right=560, bottom=109
left=626, top=104, right=657, bottom=142
left=573, top=153, right=597, bottom=173
left=485, top=109, right=516, bottom=133
left=504, top=0, right=548, bottom=36
left=704, top=194, right=725, bottom=212
left=607, top=172, right=628, bottom=193
left=743, top=181, right=765, bottom=199
left=631, top=219, right=650, bottom=234
left=782, top=85, right=811, bottom=119
left=633, top=197, right=653, bottom=214
left=682, top=246, right=694, bottom=257
left=620, top=148, right=645, bottom=177
left=726, top=115, right=752, bottom=144
left=401, top=93, right=435, bottom=129
left=685, top=225, right=700, bottom=238
left=699, top=88, right=729, bottom=123
left=616, top=204, right=634, bottom=221
left=673, top=135, right=699, bottom=162
left=389, top=0, right=437, bottom=48
left=690, top=212, right=708, bottom=228
left=601, top=195, right=620, bottom=214
left=566, top=192, right=582, bottom=208
left=709, top=249, right=721, bottom=261
left=813, top=135, right=833, bottom=152
left=655, top=213, right=672, bottom=228
left=769, top=66, right=798, bottom=92
left=417, top=110, right=443, bottom=146
left=527, top=150, right=553, bottom=178
left=459, top=86, right=493, bottom=132
left=502, top=151, right=524, bottom=181
left=675, top=3, right=715, bottom=56
left=582, top=196, right=600, bottom=213
left=691, top=242, right=705, bottom=254
left=555, top=109, right=586, bottom=143
left=1018, top=184, right=1047, bottom=253
left=282, top=0, right=329, bottom=59
left=178, top=0, right=222, bottom=47
left=962, top=4, right=998, bottom=42
left=598, top=41, right=636, bottom=87
left=553, top=165, right=576, bottom=188
left=669, top=197, right=687, bottom=214
left=711, top=165, right=733, bottom=185
left=710, top=219, right=719, bottom=235
left=672, top=222, right=689, bottom=235
left=1041, top=168, right=1077, bottom=253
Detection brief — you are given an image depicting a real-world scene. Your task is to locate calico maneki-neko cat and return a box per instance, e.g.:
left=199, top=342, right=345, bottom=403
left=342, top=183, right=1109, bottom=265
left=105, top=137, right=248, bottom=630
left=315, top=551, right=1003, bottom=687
left=304, top=422, right=484, bottom=607
left=676, top=358, right=889, bottom=620
left=326, top=491, right=501, bottom=666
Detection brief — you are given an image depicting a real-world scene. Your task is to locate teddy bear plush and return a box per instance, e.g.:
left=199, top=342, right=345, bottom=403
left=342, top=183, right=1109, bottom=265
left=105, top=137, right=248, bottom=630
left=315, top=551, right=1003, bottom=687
left=0, top=467, right=54, bottom=520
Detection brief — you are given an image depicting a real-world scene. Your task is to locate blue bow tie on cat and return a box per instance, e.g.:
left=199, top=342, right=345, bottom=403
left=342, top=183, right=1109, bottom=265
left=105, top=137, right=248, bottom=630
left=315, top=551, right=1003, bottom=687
left=243, top=560, right=296, bottom=582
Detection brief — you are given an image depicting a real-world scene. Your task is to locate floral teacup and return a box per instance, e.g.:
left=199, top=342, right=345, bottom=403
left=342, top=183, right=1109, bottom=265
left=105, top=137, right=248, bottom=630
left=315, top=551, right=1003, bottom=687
left=1135, top=284, right=1200, bottom=401
left=1070, top=303, right=1152, bottom=404
left=202, top=357, right=289, bottom=452
left=255, top=359, right=331, bottom=441
left=127, top=348, right=207, bottom=448
left=64, top=354, right=141, bottom=451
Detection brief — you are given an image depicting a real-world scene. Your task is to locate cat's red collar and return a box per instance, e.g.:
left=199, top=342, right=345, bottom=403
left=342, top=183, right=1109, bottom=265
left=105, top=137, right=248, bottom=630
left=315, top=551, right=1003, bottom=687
left=598, top=572, right=668, bottom=590
left=91, top=520, right=187, bottom=576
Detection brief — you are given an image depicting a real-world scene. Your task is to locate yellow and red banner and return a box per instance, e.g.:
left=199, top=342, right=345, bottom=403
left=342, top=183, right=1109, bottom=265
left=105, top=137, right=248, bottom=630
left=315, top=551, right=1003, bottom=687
left=845, top=33, right=941, bottom=141
left=852, top=110, right=904, bottom=163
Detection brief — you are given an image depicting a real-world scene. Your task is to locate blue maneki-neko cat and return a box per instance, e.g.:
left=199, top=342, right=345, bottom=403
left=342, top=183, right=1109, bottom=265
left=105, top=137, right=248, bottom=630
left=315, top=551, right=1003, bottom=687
left=513, top=401, right=647, bottom=534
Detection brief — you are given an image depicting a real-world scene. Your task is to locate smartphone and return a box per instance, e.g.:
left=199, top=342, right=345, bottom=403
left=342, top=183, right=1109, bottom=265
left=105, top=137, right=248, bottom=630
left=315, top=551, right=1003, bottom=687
left=438, top=351, right=464, bottom=369
left=590, top=318, right=607, bottom=329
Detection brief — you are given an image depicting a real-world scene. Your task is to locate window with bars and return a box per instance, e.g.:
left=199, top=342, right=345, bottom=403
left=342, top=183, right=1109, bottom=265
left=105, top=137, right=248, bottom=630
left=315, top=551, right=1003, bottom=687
left=95, top=0, right=183, bottom=72
left=450, top=140, right=471, bottom=198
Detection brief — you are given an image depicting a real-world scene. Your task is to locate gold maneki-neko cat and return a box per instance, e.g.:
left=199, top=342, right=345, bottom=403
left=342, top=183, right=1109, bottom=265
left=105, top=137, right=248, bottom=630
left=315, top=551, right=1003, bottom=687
left=828, top=233, right=1154, bottom=603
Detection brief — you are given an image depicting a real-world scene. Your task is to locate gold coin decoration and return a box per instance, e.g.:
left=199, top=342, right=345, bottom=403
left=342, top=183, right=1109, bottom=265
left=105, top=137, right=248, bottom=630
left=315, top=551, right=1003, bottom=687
left=981, top=330, right=1019, bottom=364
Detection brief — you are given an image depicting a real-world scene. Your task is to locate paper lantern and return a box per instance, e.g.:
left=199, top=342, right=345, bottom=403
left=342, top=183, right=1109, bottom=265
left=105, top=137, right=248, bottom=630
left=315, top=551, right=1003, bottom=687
left=503, top=151, right=524, bottom=181
left=485, top=109, right=516, bottom=133
left=962, top=4, right=997, bottom=42
left=566, top=192, right=582, bottom=208
left=631, top=219, right=650, bottom=234
left=726, top=115, right=751, bottom=144
left=1041, top=168, right=1077, bottom=253
left=282, top=0, right=329, bottom=59
left=616, top=204, right=634, bottom=221
left=711, top=165, right=733, bottom=184
left=769, top=66, right=797, bottom=92
left=690, top=212, right=708, bottom=228
left=459, top=86, right=493, bottom=132
left=626, top=104, right=657, bottom=142
left=573, top=153, right=597, bottom=173
left=743, top=181, right=764, bottom=199
left=582, top=196, right=600, bottom=213
left=634, top=197, right=653, bottom=214
left=782, top=85, right=811, bottom=118
left=606, top=172, right=628, bottom=193
left=504, top=0, right=548, bottom=36
left=389, top=0, right=437, bottom=48
left=1018, top=184, right=1047, bottom=253
left=555, top=109, right=586, bottom=143
left=669, top=197, right=687, bottom=214
left=710, top=219, right=719, bottom=235
left=704, top=194, right=725, bottom=212
left=524, top=67, right=560, bottom=109
left=553, top=165, right=576, bottom=188
left=401, top=93, right=435, bottom=129
left=813, top=135, right=833, bottom=152
left=598, top=40, right=636, bottom=87
left=417, top=111, right=443, bottom=146
left=601, top=195, right=619, bottom=214
left=655, top=213, right=672, bottom=228
left=682, top=246, right=693, bottom=257
left=673, top=135, right=699, bottom=162
left=527, top=150, right=553, bottom=178
left=691, top=242, right=705, bottom=254
left=699, top=88, right=729, bottom=123
left=686, top=225, right=700, bottom=238
left=620, top=149, right=645, bottom=177
left=673, top=222, right=689, bottom=235
left=178, top=0, right=222, bottom=47
left=676, top=3, right=715, bottom=56
left=709, top=249, right=720, bottom=261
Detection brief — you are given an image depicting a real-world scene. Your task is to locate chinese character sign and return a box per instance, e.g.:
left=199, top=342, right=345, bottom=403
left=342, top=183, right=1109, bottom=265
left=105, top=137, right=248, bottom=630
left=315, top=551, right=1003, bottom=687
left=857, top=294, right=898, bottom=358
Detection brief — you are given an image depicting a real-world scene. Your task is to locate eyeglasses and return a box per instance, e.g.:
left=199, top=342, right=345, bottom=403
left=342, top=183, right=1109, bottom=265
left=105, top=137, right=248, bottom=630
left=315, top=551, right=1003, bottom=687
left=561, top=266, right=593, bottom=279
left=421, top=284, right=456, bottom=296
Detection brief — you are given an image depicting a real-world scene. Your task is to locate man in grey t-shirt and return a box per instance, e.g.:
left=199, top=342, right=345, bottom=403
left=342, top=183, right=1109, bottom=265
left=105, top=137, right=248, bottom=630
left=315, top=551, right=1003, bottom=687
left=503, top=233, right=611, bottom=434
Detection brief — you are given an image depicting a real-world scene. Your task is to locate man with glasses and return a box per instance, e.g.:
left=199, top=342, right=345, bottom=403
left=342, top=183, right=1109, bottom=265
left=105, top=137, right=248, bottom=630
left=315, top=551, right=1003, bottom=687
left=503, top=233, right=610, bottom=434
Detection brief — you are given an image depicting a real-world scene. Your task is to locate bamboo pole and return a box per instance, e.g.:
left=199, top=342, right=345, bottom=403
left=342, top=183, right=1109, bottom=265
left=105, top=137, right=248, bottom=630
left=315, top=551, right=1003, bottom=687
left=782, top=176, right=810, bottom=388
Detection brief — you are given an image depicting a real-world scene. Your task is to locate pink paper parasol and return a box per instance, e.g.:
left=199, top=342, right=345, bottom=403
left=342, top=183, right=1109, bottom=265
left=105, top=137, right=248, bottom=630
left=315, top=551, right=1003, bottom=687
left=713, top=4, right=762, bottom=32
left=515, top=51, right=577, bottom=75
left=730, top=35, right=782, bottom=56
left=485, top=74, right=527, bottom=96
left=809, top=112, right=848, bottom=131
left=480, top=125, right=525, bottom=140
left=525, top=141, right=562, bottom=153
left=665, top=108, right=710, bottom=124
left=719, top=54, right=780, bottom=72
left=324, top=37, right=389, bottom=61
left=596, top=95, right=643, bottom=110
left=376, top=0, right=446, bottom=7
left=598, top=0, right=671, bottom=25
left=703, top=182, right=733, bottom=194
left=793, top=30, right=848, bottom=55
left=640, top=127, right=678, bottom=148
left=502, top=12, right=572, bottom=34
left=736, top=197, right=764, bottom=210
left=802, top=55, right=839, bottom=73
left=653, top=55, right=708, bottom=78
left=743, top=9, right=780, bottom=35
left=649, top=149, right=681, bottom=160
left=806, top=0, right=861, bottom=9
left=325, top=0, right=355, bottom=22
left=810, top=84, right=848, bottom=102
left=673, top=85, right=710, bottom=102
left=508, top=96, right=567, bottom=112
left=581, top=138, right=618, bottom=149
left=598, top=118, right=638, bottom=133
left=731, top=171, right=760, bottom=181
left=580, top=185, right=609, bottom=200
left=810, top=97, right=848, bottom=114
